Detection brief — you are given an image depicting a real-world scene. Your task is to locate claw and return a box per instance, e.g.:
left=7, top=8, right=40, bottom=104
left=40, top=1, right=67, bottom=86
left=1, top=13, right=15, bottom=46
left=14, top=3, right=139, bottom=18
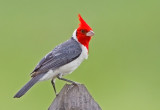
left=56, top=93, right=59, bottom=97
left=72, top=82, right=80, bottom=85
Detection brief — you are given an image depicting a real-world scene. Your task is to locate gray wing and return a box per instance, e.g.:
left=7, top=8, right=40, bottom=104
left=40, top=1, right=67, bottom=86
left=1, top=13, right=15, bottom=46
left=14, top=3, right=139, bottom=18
left=31, top=38, right=82, bottom=77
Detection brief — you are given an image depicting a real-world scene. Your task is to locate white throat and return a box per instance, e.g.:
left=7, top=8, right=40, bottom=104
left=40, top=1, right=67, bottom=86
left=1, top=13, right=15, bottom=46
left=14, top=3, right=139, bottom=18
left=72, top=29, right=78, bottom=41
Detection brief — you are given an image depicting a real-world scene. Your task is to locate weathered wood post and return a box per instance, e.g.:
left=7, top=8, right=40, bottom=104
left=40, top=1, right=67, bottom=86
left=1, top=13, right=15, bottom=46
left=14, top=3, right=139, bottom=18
left=48, top=84, right=101, bottom=110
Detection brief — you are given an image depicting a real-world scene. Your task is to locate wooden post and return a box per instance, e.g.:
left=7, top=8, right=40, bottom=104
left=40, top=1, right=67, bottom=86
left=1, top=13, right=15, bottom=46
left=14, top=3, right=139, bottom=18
left=48, top=84, right=102, bottom=110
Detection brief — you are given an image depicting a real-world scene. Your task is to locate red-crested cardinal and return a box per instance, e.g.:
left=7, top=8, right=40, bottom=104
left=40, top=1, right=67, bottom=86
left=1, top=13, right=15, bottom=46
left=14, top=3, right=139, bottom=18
left=14, top=14, right=94, bottom=98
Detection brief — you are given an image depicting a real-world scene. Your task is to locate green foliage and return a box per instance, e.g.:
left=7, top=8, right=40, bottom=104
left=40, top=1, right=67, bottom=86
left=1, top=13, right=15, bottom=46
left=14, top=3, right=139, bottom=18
left=0, top=0, right=160, bottom=110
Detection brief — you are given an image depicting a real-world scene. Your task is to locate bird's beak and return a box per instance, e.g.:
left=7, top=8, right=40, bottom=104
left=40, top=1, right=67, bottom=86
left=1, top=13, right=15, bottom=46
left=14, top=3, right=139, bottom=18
left=86, top=30, right=94, bottom=36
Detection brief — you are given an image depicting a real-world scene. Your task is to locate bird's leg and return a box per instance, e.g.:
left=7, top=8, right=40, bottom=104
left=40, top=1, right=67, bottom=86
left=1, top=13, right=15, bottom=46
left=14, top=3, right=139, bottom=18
left=57, top=74, right=78, bottom=85
left=51, top=79, right=58, bottom=96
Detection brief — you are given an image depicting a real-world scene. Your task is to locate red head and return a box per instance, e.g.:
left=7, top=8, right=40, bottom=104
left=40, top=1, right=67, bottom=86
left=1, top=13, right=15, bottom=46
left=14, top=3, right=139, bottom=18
left=76, top=14, right=94, bottom=50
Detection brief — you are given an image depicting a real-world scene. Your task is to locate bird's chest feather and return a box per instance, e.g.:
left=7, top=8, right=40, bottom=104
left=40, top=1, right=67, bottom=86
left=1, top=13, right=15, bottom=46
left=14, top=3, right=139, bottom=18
left=56, top=45, right=88, bottom=75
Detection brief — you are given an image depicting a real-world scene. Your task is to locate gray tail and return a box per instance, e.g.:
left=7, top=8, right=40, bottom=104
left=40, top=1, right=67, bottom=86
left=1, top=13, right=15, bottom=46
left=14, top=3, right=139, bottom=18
left=14, top=74, right=44, bottom=98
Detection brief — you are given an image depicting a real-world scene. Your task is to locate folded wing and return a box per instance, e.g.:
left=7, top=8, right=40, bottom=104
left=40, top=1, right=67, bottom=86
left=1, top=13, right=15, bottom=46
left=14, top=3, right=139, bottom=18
left=31, top=38, right=82, bottom=77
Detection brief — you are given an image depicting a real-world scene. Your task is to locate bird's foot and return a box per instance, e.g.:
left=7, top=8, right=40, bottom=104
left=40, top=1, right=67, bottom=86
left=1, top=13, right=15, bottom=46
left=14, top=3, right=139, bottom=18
left=72, top=82, right=80, bottom=85
left=56, top=93, right=59, bottom=97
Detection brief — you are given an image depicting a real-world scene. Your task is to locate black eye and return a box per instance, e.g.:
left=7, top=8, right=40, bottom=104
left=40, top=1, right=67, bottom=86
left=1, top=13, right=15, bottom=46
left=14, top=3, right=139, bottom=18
left=81, top=29, right=85, bottom=33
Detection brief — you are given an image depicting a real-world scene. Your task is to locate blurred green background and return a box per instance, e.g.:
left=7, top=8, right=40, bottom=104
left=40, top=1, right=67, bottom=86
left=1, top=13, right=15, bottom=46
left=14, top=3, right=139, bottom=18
left=0, top=0, right=160, bottom=110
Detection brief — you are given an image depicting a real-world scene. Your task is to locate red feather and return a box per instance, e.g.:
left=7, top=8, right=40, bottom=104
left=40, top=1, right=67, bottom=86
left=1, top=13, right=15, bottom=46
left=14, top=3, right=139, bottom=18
left=78, top=14, right=92, bottom=31
left=76, top=14, right=93, bottom=50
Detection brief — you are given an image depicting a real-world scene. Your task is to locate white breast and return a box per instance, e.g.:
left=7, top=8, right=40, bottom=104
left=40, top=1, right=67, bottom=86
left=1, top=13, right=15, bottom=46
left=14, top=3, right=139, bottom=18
left=56, top=44, right=88, bottom=76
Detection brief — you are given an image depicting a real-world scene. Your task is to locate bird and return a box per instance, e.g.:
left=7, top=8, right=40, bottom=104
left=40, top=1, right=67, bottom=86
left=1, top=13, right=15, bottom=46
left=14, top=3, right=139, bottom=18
left=14, top=14, right=94, bottom=98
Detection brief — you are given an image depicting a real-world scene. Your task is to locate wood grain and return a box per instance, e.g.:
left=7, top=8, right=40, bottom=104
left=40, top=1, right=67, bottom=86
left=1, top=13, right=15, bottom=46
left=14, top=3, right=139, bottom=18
left=48, top=84, right=101, bottom=110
